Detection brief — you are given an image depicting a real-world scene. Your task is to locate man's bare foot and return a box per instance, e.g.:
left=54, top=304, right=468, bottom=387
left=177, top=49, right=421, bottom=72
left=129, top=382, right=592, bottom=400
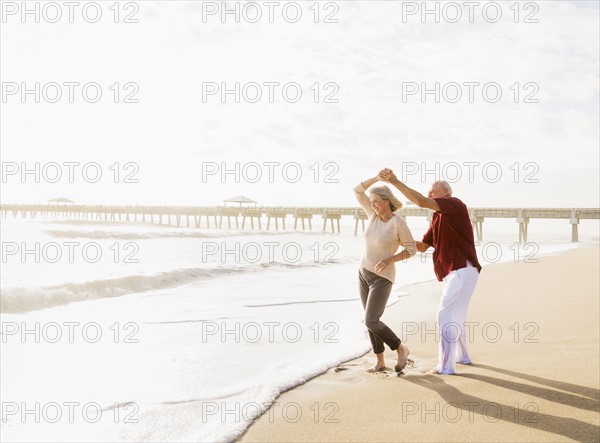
left=425, top=368, right=453, bottom=375
left=394, top=344, right=410, bottom=372
left=367, top=363, right=387, bottom=373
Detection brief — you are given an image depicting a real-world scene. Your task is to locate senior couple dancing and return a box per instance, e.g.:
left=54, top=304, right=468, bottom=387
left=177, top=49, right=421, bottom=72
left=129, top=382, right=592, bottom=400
left=354, top=168, right=481, bottom=375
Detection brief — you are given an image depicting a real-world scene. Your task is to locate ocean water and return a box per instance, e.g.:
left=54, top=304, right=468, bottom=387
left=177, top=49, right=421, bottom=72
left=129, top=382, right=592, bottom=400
left=1, top=214, right=598, bottom=442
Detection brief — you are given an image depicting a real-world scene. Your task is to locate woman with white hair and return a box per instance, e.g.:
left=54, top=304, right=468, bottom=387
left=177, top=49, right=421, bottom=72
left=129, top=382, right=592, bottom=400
left=353, top=172, right=417, bottom=373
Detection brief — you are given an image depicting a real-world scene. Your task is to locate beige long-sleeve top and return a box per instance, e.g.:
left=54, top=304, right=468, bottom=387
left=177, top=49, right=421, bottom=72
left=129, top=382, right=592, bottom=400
left=354, top=183, right=416, bottom=284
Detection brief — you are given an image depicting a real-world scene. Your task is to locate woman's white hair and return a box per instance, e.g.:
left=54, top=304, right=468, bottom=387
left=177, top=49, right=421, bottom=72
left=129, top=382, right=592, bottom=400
left=370, top=186, right=403, bottom=212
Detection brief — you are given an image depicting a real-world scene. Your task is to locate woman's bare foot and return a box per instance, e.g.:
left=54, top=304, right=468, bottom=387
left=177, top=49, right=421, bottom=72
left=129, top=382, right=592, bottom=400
left=394, top=344, right=410, bottom=372
left=367, top=363, right=387, bottom=373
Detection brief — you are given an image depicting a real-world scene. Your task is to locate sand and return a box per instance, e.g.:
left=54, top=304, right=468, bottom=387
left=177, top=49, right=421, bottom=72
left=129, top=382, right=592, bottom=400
left=239, top=246, right=600, bottom=442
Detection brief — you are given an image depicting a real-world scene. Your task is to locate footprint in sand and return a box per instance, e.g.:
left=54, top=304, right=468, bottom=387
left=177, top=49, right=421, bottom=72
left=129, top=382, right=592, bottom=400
left=340, top=376, right=366, bottom=384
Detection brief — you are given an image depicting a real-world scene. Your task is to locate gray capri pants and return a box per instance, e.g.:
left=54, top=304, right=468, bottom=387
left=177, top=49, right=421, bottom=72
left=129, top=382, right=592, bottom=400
left=359, top=267, right=402, bottom=354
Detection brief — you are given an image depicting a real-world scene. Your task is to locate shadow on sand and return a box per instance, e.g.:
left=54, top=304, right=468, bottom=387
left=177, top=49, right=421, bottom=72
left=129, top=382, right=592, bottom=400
left=404, top=364, right=600, bottom=442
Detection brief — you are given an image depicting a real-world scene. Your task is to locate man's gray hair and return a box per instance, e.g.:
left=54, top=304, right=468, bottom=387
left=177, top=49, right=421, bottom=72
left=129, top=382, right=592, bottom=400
left=434, top=180, right=453, bottom=196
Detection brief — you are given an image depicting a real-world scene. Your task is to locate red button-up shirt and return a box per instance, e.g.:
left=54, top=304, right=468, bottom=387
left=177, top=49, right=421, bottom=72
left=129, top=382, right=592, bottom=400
left=422, top=197, right=482, bottom=281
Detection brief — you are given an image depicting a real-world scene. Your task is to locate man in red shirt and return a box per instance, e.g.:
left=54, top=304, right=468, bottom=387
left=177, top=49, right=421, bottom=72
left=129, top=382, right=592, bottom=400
left=381, top=168, right=482, bottom=374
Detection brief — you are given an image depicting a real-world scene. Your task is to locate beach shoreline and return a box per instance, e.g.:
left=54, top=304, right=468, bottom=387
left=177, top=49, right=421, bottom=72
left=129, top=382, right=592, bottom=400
left=239, top=245, right=600, bottom=442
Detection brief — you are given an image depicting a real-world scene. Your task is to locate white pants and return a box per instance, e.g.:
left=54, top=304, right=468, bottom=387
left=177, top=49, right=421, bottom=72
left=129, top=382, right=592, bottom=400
left=434, top=262, right=479, bottom=374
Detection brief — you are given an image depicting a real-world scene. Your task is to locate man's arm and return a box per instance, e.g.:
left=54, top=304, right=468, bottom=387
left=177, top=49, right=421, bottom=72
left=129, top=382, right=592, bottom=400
left=416, top=241, right=430, bottom=253
left=381, top=169, right=441, bottom=212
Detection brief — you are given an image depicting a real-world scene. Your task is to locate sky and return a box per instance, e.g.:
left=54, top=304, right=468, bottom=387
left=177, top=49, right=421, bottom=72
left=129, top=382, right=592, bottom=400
left=1, top=0, right=599, bottom=208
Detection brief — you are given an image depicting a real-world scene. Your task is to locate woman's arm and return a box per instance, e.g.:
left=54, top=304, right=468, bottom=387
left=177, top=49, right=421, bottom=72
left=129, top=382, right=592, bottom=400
left=353, top=175, right=381, bottom=217
left=373, top=249, right=415, bottom=273
left=373, top=220, right=417, bottom=273
left=361, top=176, right=380, bottom=190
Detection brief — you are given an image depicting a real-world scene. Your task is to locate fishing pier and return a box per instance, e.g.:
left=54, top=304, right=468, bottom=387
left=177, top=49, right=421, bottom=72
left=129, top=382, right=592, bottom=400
left=2, top=204, right=599, bottom=243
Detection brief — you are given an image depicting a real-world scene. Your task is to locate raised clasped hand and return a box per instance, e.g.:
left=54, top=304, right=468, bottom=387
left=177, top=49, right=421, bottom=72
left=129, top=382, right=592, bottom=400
left=378, top=169, right=390, bottom=182
left=379, top=168, right=396, bottom=183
